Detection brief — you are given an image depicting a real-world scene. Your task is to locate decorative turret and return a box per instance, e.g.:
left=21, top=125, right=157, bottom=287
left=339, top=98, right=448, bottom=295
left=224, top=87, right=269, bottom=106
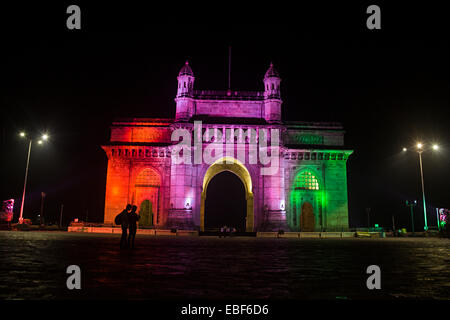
left=264, top=62, right=281, bottom=99
left=263, top=62, right=282, bottom=123
left=175, top=61, right=195, bottom=121
left=177, top=61, right=195, bottom=97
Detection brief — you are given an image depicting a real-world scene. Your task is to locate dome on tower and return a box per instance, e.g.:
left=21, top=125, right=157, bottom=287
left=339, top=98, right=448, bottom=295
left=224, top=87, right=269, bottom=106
left=264, top=62, right=280, bottom=79
left=179, top=61, right=194, bottom=76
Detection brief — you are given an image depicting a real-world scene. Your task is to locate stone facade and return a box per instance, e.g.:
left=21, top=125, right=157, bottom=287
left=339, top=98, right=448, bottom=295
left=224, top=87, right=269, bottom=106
left=102, top=61, right=353, bottom=232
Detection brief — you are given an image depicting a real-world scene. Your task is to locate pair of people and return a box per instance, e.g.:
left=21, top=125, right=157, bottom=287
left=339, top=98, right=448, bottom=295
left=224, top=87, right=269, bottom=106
left=116, top=204, right=140, bottom=249
left=219, top=225, right=236, bottom=237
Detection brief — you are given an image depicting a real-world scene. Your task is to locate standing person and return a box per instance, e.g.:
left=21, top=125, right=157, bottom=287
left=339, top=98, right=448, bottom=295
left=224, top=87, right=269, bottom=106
left=127, top=205, right=140, bottom=249
left=115, top=204, right=132, bottom=249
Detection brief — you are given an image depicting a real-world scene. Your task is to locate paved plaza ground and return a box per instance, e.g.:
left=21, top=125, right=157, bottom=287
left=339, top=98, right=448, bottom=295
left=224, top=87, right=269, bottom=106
left=0, top=231, right=449, bottom=300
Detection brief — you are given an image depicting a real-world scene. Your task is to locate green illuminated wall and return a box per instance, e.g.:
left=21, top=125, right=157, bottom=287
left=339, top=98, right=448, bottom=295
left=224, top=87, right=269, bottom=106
left=322, top=160, right=350, bottom=231
left=285, top=150, right=352, bottom=232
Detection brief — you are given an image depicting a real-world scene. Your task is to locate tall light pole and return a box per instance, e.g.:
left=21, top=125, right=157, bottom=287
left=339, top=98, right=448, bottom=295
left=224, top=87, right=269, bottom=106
left=19, top=137, right=32, bottom=224
left=403, top=143, right=439, bottom=231
left=18, top=132, right=49, bottom=224
left=417, top=146, right=428, bottom=230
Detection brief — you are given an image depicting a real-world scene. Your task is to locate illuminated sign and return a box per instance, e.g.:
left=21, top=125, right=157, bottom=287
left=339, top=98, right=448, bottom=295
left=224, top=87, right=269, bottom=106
left=439, top=208, right=448, bottom=227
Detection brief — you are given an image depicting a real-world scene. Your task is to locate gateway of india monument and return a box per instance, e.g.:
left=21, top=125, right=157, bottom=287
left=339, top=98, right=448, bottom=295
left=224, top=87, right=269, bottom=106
left=101, top=61, right=353, bottom=232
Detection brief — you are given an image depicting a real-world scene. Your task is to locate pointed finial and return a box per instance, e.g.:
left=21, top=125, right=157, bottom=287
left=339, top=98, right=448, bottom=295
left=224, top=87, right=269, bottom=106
left=264, top=62, right=280, bottom=79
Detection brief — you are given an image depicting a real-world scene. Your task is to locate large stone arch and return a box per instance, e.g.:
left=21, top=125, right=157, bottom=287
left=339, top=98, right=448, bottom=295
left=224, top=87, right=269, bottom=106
left=200, top=157, right=254, bottom=232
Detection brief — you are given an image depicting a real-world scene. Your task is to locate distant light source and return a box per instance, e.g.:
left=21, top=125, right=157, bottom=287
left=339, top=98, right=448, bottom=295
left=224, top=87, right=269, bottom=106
left=42, top=134, right=49, bottom=141
left=432, top=144, right=439, bottom=150
left=37, top=140, right=43, bottom=145
left=417, top=143, right=423, bottom=149
left=402, top=147, right=407, bottom=152
left=374, top=224, right=379, bottom=228
left=19, top=132, right=26, bottom=137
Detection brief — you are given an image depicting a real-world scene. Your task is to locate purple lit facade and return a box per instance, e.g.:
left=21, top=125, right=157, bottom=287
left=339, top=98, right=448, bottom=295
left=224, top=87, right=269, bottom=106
left=102, top=62, right=353, bottom=232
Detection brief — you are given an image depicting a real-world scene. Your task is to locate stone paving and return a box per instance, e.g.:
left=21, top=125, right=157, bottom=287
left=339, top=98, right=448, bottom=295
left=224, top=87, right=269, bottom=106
left=0, top=231, right=449, bottom=300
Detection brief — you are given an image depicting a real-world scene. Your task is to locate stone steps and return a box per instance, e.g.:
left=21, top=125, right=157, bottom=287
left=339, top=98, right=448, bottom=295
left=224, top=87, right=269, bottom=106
left=257, top=231, right=357, bottom=238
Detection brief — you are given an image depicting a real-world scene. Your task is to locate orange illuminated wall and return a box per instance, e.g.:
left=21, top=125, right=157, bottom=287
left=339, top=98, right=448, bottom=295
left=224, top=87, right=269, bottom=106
left=102, top=146, right=131, bottom=223
left=102, top=119, right=172, bottom=225
left=110, top=119, right=173, bottom=143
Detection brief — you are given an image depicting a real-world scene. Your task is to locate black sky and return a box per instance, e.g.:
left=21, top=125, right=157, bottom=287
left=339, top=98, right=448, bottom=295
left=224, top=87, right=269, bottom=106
left=1, top=2, right=449, bottom=229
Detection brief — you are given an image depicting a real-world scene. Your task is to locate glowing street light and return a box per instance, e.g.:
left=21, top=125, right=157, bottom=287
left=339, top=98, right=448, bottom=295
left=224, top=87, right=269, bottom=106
left=404, top=142, right=440, bottom=231
left=18, top=132, right=49, bottom=224
left=402, top=147, right=407, bottom=152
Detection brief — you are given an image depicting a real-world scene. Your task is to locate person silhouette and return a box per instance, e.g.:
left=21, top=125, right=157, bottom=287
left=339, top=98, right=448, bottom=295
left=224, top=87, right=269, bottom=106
left=117, top=204, right=132, bottom=249
left=127, top=205, right=140, bottom=249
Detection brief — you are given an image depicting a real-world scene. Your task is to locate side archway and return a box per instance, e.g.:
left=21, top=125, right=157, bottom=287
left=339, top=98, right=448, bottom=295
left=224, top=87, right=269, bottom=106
left=200, top=157, right=254, bottom=232
left=291, top=169, right=323, bottom=231
left=135, top=167, right=160, bottom=226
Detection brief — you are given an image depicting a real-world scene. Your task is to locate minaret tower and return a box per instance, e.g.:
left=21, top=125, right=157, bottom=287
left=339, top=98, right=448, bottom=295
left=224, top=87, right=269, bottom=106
left=263, top=62, right=282, bottom=123
left=175, top=61, right=195, bottom=121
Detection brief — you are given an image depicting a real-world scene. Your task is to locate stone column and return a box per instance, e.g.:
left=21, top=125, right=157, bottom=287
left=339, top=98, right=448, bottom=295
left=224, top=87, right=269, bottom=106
left=323, top=158, right=350, bottom=231
left=262, top=152, right=288, bottom=231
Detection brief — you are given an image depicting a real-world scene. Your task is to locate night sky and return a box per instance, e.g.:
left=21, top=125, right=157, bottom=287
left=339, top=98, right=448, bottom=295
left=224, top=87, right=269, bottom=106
left=1, top=3, right=449, bottom=229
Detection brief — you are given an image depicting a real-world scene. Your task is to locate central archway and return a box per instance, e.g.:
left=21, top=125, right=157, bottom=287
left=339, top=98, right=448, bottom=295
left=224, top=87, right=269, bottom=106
left=204, top=171, right=247, bottom=231
left=200, top=157, right=254, bottom=232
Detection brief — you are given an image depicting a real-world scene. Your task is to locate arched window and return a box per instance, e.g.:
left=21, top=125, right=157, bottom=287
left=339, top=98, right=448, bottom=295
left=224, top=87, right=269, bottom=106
left=136, top=168, right=160, bottom=187
left=294, top=171, right=319, bottom=190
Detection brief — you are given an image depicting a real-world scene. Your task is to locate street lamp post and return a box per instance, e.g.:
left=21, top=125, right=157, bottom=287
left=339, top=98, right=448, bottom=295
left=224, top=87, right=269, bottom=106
left=417, top=149, right=428, bottom=230
left=18, top=132, right=49, bottom=224
left=19, top=139, right=32, bottom=224
left=406, top=200, right=417, bottom=233
left=436, top=208, right=442, bottom=232
left=403, top=142, right=439, bottom=231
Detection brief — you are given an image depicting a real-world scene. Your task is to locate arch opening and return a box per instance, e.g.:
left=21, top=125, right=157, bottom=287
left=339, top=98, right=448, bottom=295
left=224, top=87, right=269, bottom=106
left=204, top=171, right=247, bottom=232
left=200, top=157, right=254, bottom=232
